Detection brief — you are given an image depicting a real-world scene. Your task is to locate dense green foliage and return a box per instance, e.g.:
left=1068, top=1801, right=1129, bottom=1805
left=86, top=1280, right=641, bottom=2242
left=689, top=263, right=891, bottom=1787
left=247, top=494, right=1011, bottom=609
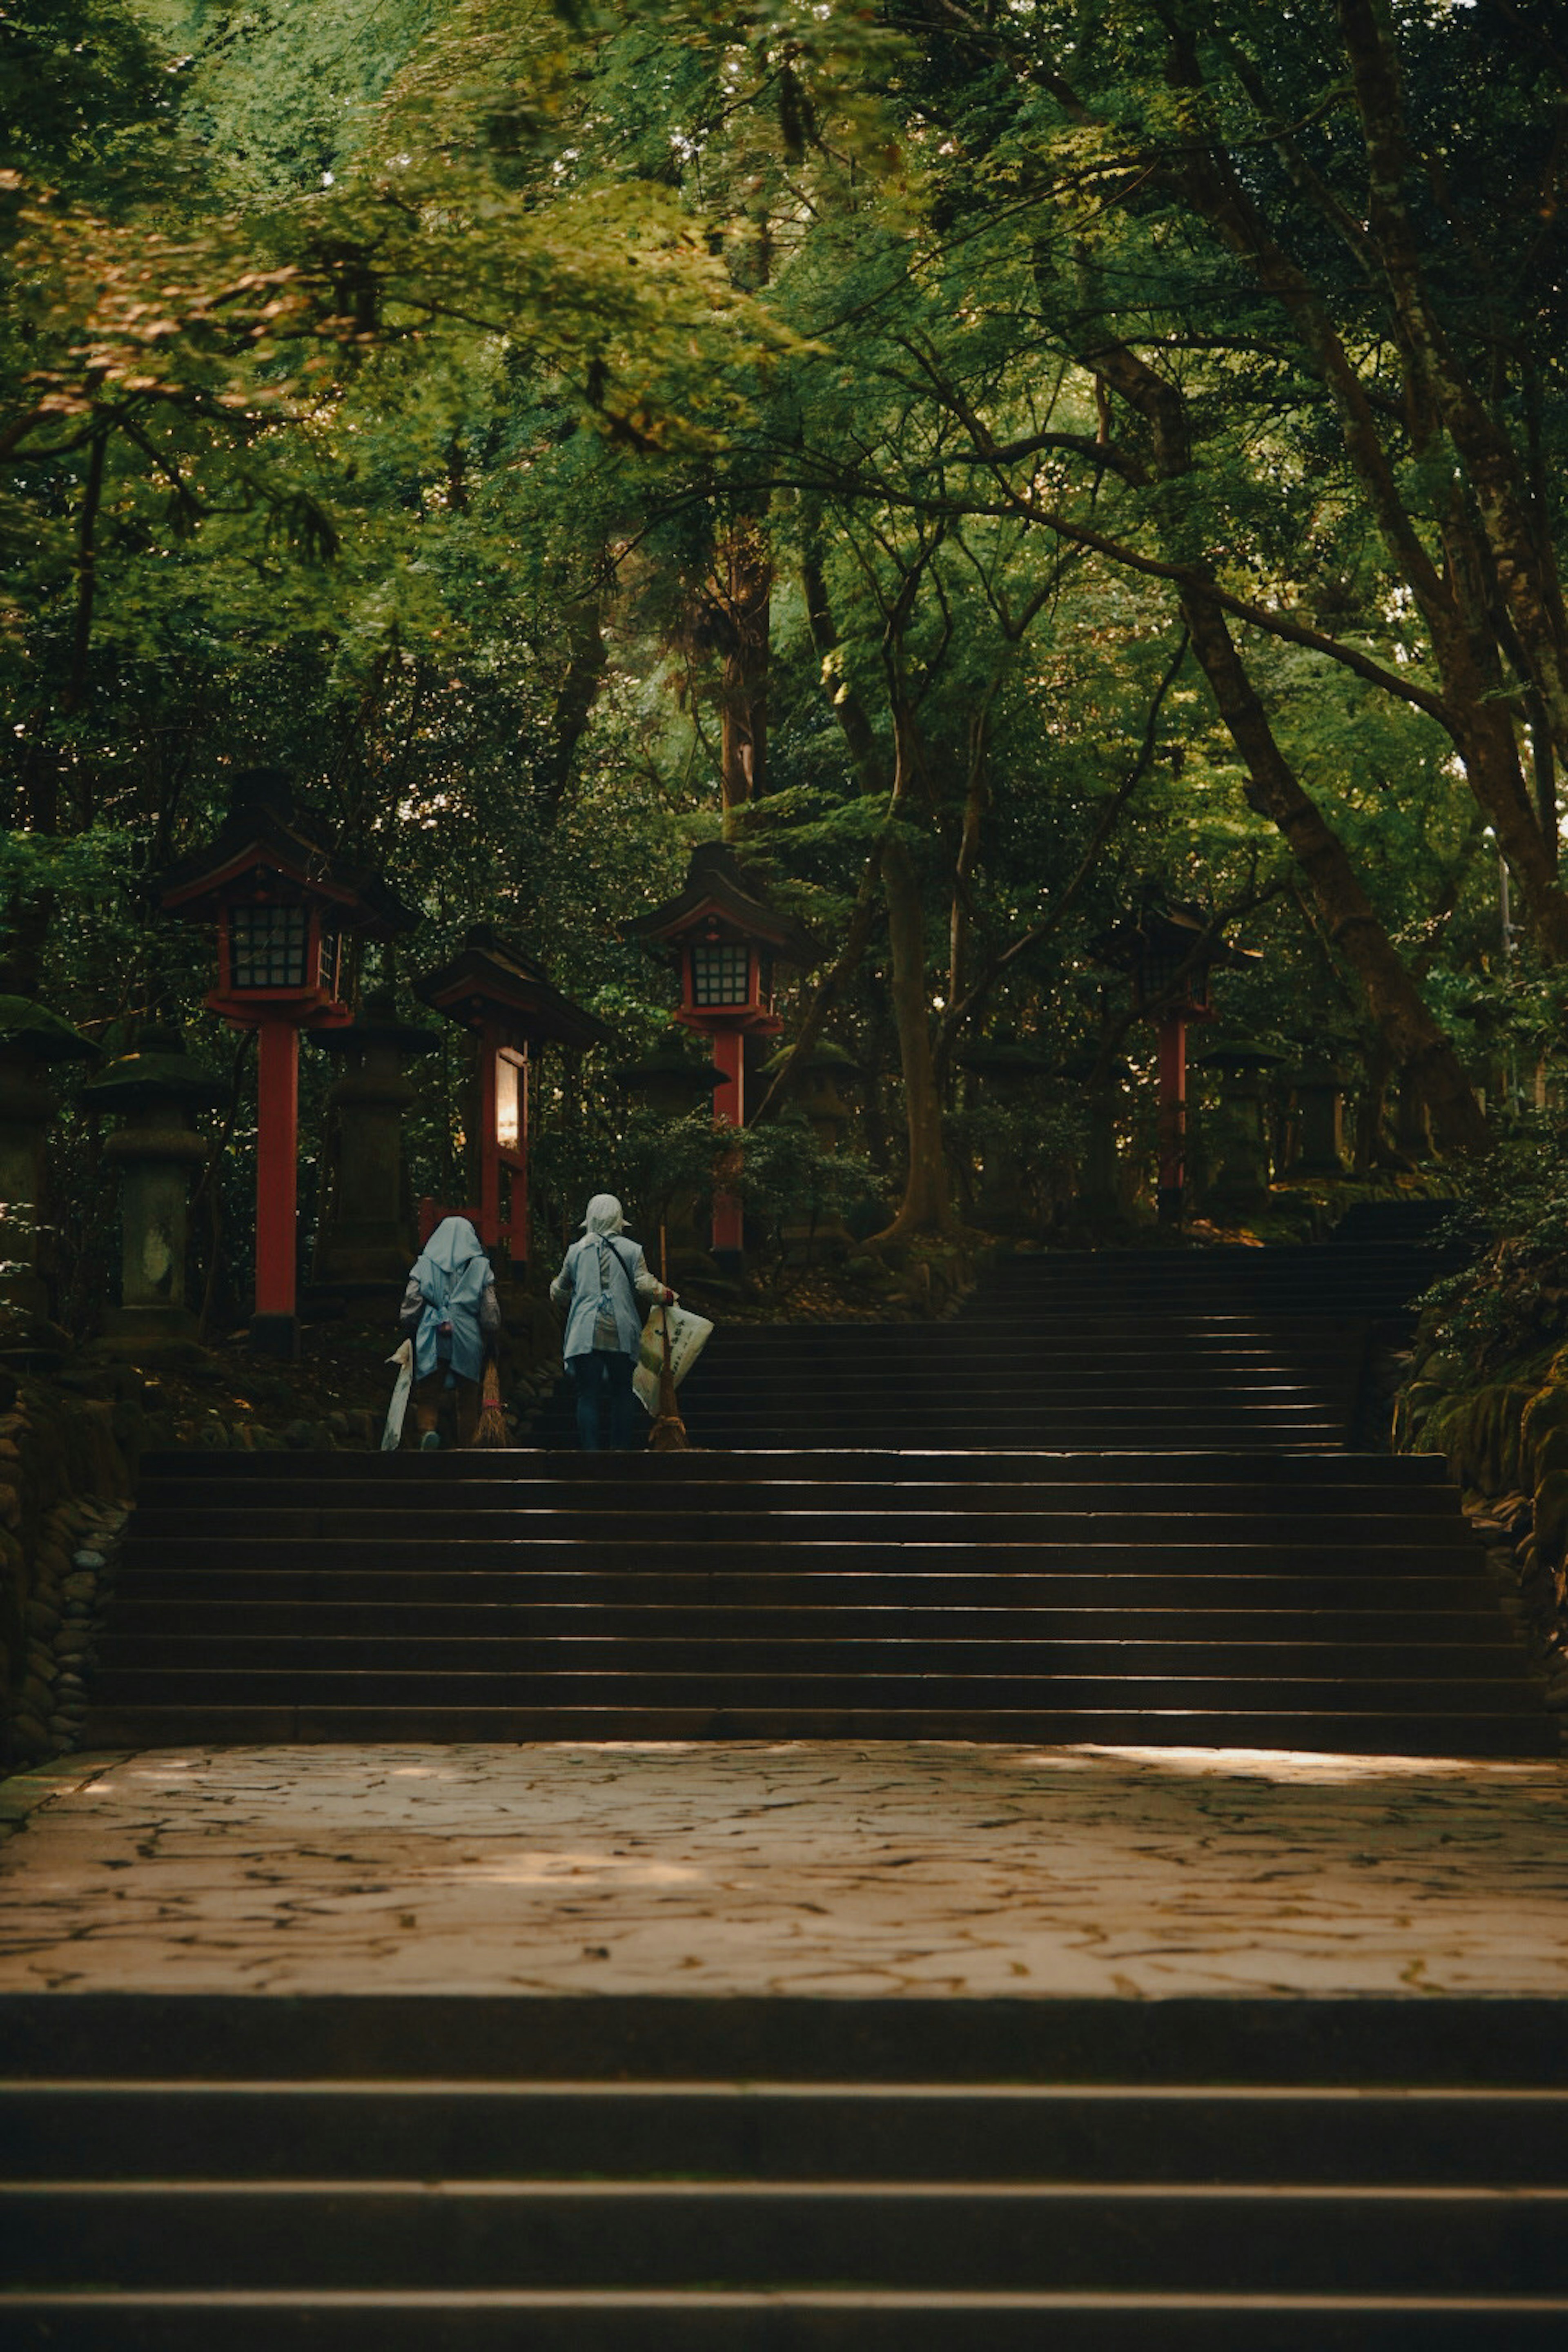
left=4, top=0, right=1568, bottom=1324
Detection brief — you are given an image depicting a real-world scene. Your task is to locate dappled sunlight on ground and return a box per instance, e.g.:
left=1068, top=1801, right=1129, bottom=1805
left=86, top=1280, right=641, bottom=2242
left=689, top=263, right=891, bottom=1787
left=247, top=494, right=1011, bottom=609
left=2, top=1740, right=1565, bottom=2001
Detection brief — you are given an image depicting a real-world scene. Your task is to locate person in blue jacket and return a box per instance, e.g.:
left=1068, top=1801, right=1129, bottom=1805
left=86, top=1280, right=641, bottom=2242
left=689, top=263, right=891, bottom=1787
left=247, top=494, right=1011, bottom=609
left=399, top=1215, right=501, bottom=1450
left=550, top=1193, right=675, bottom=1450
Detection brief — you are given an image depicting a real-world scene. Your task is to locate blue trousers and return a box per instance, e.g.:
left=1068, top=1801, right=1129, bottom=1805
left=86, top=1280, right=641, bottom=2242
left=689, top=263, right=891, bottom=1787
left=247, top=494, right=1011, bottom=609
left=571, top=1348, right=636, bottom=1450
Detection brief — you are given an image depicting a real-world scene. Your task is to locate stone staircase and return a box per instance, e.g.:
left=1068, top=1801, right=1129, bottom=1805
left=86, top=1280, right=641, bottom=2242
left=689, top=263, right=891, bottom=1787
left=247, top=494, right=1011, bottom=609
left=3, top=1990, right=1565, bottom=2344
left=82, top=1232, right=1557, bottom=1757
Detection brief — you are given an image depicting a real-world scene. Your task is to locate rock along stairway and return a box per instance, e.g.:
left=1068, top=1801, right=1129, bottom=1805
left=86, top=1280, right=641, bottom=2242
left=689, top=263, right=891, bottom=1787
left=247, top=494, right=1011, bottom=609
left=3, top=1992, right=1566, bottom=2346
left=83, top=1233, right=1558, bottom=1757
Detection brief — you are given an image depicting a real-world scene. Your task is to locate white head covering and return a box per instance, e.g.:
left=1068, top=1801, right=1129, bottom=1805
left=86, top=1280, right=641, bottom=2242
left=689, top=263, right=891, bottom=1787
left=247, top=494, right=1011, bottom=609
left=418, top=1215, right=487, bottom=1276
left=581, top=1194, right=625, bottom=1237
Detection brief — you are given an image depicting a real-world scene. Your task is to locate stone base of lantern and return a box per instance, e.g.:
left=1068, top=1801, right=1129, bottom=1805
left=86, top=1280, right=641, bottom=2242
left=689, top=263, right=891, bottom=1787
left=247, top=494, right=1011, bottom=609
left=249, top=1312, right=298, bottom=1360
left=312, top=1225, right=423, bottom=1294
left=92, top=1304, right=207, bottom=1363
left=781, top=1217, right=853, bottom=1265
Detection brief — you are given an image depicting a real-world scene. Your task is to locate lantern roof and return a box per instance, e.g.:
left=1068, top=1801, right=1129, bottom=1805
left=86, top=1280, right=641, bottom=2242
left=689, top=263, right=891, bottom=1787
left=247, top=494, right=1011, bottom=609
left=1192, top=1033, right=1287, bottom=1073
left=1087, top=895, right=1259, bottom=982
left=627, top=842, right=817, bottom=964
left=309, top=989, right=439, bottom=1061
left=0, top=995, right=101, bottom=1066
left=612, top=1033, right=726, bottom=1097
left=956, top=1032, right=1054, bottom=1080
left=414, top=925, right=614, bottom=1052
left=757, top=1037, right=863, bottom=1080
left=154, top=768, right=417, bottom=935
left=80, top=1024, right=225, bottom=1111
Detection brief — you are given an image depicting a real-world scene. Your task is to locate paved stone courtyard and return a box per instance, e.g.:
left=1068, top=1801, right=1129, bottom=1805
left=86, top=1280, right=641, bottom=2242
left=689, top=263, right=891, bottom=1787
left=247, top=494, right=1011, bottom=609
left=2, top=1741, right=1566, bottom=2001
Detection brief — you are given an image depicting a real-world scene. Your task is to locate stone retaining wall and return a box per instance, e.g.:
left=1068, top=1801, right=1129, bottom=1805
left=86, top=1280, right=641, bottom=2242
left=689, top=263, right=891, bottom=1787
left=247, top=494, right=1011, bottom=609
left=1396, top=1341, right=1568, bottom=1712
left=0, top=1380, right=136, bottom=1769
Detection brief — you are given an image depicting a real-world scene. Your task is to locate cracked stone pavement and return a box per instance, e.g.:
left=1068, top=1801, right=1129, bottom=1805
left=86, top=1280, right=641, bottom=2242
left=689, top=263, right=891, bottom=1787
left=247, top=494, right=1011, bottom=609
left=1, top=1741, right=1566, bottom=1999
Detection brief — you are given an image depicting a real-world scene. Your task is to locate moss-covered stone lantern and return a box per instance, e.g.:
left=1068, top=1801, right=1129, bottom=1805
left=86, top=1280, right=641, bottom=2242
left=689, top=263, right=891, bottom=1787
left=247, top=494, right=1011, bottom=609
left=1285, top=1057, right=1350, bottom=1179
left=957, top=1032, right=1053, bottom=1230
left=309, top=991, right=438, bottom=1295
left=1193, top=1035, right=1285, bottom=1216
left=81, top=1026, right=225, bottom=1354
left=1088, top=895, right=1260, bottom=1225
left=0, top=998, right=100, bottom=1351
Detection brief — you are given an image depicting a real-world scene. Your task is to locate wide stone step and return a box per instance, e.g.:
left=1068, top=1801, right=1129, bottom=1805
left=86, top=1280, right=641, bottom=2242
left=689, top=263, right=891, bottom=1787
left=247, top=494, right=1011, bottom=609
left=10, top=1991, right=1562, bottom=2084
left=112, top=1569, right=1497, bottom=1612
left=86, top=1665, right=1550, bottom=1712
left=135, top=1449, right=1454, bottom=1484
left=122, top=1510, right=1479, bottom=1546
left=94, top=1634, right=1540, bottom=1681
left=105, top=1600, right=1513, bottom=1644
left=3, top=2287, right=1564, bottom=2349
left=5, top=2178, right=1566, bottom=2294
left=6, top=2081, right=1562, bottom=2185
left=131, top=1477, right=1454, bottom=1516
left=85, top=1703, right=1563, bottom=1751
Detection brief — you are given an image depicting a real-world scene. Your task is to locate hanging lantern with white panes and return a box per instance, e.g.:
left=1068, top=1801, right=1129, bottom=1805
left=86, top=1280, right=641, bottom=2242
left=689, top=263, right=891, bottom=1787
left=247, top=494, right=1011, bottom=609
left=221, top=901, right=341, bottom=1004
left=689, top=933, right=756, bottom=1012
left=494, top=1049, right=522, bottom=1152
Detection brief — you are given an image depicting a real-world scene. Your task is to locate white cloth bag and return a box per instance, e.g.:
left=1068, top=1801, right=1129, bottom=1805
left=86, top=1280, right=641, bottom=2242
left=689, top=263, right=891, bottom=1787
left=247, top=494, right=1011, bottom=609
left=381, top=1340, right=414, bottom=1452
left=633, top=1303, right=714, bottom=1415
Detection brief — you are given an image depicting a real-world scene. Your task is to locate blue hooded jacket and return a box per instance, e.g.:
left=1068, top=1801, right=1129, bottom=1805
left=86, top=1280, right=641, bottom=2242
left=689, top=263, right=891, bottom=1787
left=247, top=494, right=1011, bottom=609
left=404, top=1217, right=497, bottom=1383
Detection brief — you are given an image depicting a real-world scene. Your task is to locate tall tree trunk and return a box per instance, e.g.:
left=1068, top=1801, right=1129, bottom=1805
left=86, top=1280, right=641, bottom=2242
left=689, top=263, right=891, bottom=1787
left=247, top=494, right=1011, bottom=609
left=1334, top=0, right=1568, bottom=771
left=1073, top=314, right=1489, bottom=1148
left=718, top=517, right=771, bottom=831
left=800, top=532, right=953, bottom=1232
left=534, top=588, right=607, bottom=830
left=1178, top=584, right=1489, bottom=1151
left=881, top=832, right=952, bottom=1234
left=1149, top=19, right=1568, bottom=958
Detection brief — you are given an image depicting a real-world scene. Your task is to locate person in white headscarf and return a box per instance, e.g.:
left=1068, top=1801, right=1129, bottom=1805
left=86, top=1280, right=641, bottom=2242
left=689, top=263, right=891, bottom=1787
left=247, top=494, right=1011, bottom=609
left=399, top=1215, right=501, bottom=1450
left=550, top=1193, right=675, bottom=1450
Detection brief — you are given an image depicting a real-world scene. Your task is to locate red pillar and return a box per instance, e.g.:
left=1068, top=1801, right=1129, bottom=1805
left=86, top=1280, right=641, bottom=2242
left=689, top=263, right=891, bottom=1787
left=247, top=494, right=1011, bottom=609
left=508, top=1051, right=529, bottom=1274
left=254, top=1016, right=300, bottom=1346
left=710, top=1027, right=745, bottom=1256
left=1157, top=1010, right=1187, bottom=1225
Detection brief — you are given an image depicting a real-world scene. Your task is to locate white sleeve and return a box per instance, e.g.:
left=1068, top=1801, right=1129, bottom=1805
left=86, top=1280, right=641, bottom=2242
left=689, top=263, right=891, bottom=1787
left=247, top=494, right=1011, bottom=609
left=631, top=1246, right=666, bottom=1302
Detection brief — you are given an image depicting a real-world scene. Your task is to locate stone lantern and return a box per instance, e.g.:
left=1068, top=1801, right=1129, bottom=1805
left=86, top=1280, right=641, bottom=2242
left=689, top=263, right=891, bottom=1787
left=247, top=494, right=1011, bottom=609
left=1285, top=1057, right=1350, bottom=1179
left=0, top=998, right=100, bottom=1352
left=613, top=1035, right=725, bottom=1274
left=154, top=769, right=416, bottom=1354
left=755, top=1039, right=864, bottom=1263
left=1060, top=1043, right=1132, bottom=1225
left=80, top=1026, right=225, bottom=1354
left=613, top=1033, right=726, bottom=1123
left=627, top=843, right=815, bottom=1269
left=956, top=1032, right=1053, bottom=1229
left=757, top=1038, right=862, bottom=1154
left=1089, top=894, right=1260, bottom=1225
left=309, top=991, right=438, bottom=1296
left=415, top=927, right=613, bottom=1278
left=1392, top=1073, right=1433, bottom=1165
left=1193, top=1035, right=1285, bottom=1216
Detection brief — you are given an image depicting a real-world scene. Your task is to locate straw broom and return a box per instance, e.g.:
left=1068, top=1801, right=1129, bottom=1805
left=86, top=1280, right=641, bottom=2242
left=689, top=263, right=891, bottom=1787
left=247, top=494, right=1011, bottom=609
left=647, top=1219, right=690, bottom=1453
left=474, top=1356, right=509, bottom=1448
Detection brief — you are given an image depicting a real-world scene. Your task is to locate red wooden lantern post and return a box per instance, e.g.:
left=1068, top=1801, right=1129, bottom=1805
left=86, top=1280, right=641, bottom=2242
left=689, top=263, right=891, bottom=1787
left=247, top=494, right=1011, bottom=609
left=155, top=770, right=415, bottom=1354
left=414, top=928, right=612, bottom=1276
left=628, top=845, right=815, bottom=1270
left=1089, top=896, right=1259, bottom=1226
